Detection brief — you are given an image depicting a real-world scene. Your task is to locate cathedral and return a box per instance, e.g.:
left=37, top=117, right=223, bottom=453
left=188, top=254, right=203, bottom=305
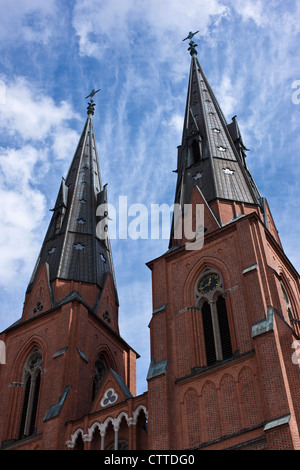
left=0, top=38, right=300, bottom=451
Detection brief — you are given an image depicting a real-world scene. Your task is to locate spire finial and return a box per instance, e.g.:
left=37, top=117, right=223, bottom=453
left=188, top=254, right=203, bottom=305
left=85, top=88, right=101, bottom=116
left=87, top=99, right=96, bottom=116
left=188, top=40, right=198, bottom=56
left=182, top=30, right=199, bottom=56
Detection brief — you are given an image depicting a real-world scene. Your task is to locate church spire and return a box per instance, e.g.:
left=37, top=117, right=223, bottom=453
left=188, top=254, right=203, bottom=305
left=27, top=93, right=118, bottom=304
left=170, top=36, right=265, bottom=246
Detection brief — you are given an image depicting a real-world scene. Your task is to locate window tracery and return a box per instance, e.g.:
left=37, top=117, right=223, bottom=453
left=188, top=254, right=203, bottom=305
left=195, top=270, right=232, bottom=366
left=19, top=348, right=42, bottom=439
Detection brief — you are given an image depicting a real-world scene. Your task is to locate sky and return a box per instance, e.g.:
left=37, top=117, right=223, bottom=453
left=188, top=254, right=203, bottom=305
left=0, top=0, right=299, bottom=395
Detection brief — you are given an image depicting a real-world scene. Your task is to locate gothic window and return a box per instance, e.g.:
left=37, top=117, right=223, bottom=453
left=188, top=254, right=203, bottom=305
left=195, top=271, right=233, bottom=366
left=92, top=354, right=107, bottom=400
left=202, top=301, right=216, bottom=366
left=19, top=348, right=42, bottom=439
left=216, top=295, right=233, bottom=360
left=280, top=280, right=296, bottom=325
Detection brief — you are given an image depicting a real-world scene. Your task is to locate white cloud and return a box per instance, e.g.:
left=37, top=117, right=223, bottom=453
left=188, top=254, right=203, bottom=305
left=164, top=113, right=183, bottom=135
left=0, top=145, right=47, bottom=289
left=0, top=77, right=80, bottom=289
left=72, top=0, right=228, bottom=61
left=0, top=0, right=59, bottom=46
left=229, top=0, right=264, bottom=25
left=0, top=175, right=46, bottom=287
left=0, top=77, right=79, bottom=142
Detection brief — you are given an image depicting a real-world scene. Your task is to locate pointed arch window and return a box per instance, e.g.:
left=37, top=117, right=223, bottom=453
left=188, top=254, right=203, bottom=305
left=92, top=354, right=107, bottom=400
left=19, top=348, right=42, bottom=439
left=280, top=280, right=297, bottom=325
left=195, top=271, right=233, bottom=366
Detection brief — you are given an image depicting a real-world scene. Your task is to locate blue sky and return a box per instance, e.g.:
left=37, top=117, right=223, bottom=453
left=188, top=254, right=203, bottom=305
left=0, top=0, right=299, bottom=395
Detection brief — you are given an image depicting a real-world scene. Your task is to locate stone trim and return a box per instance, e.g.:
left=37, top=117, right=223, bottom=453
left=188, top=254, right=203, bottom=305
left=264, top=414, right=291, bottom=431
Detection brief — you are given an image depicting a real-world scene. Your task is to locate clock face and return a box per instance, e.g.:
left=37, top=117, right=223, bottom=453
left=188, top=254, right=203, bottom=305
left=198, top=273, right=221, bottom=294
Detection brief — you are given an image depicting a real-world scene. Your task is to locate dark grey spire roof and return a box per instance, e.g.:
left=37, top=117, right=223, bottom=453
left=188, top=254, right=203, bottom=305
left=27, top=103, right=118, bottom=303
left=173, top=43, right=262, bottom=212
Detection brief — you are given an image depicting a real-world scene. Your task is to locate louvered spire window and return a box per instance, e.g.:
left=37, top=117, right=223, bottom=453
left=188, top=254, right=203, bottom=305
left=187, top=137, right=202, bottom=167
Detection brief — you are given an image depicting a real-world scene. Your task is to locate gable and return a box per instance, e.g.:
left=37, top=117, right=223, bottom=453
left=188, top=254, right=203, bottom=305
left=94, top=273, right=119, bottom=333
left=175, top=185, right=220, bottom=249
left=90, top=368, right=133, bottom=414
left=22, top=262, right=53, bottom=321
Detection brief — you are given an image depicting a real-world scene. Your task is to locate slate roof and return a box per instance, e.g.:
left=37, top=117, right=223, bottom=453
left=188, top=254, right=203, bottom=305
left=27, top=102, right=118, bottom=304
left=173, top=42, right=262, bottom=223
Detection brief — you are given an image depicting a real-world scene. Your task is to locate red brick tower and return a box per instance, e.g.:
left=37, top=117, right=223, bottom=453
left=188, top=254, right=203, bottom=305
left=146, top=39, right=300, bottom=450
left=0, top=97, right=146, bottom=450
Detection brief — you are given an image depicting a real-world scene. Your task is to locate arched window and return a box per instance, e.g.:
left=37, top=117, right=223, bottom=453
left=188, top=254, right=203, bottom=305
left=19, top=348, right=42, bottom=439
left=195, top=271, right=233, bottom=366
left=92, top=354, right=107, bottom=400
left=202, top=301, right=216, bottom=366
left=216, top=295, right=232, bottom=360
left=74, top=432, right=84, bottom=450
left=280, top=280, right=296, bottom=325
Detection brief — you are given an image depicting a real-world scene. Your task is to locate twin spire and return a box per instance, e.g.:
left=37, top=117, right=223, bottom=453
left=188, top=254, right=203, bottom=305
left=28, top=34, right=264, bottom=293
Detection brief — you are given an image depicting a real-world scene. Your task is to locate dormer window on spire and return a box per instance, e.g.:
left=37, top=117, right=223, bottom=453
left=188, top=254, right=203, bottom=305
left=187, top=135, right=202, bottom=167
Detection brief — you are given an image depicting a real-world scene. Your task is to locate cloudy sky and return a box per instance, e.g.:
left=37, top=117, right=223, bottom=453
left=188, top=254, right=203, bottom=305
left=0, top=0, right=299, bottom=395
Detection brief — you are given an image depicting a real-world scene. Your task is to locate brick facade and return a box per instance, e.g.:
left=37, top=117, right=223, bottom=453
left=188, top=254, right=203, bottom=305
left=1, top=42, right=300, bottom=451
left=146, top=200, right=300, bottom=450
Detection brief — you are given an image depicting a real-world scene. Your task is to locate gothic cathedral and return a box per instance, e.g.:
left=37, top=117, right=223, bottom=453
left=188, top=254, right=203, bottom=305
left=1, top=40, right=300, bottom=451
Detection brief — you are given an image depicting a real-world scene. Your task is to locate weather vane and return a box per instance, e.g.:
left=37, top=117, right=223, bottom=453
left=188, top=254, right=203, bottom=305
left=85, top=88, right=101, bottom=100
left=182, top=30, right=199, bottom=41
left=85, top=88, right=101, bottom=116
left=182, top=31, right=199, bottom=56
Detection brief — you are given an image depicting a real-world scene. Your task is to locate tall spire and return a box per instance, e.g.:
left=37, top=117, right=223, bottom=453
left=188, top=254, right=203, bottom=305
left=170, top=37, right=264, bottom=246
left=27, top=94, right=118, bottom=303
